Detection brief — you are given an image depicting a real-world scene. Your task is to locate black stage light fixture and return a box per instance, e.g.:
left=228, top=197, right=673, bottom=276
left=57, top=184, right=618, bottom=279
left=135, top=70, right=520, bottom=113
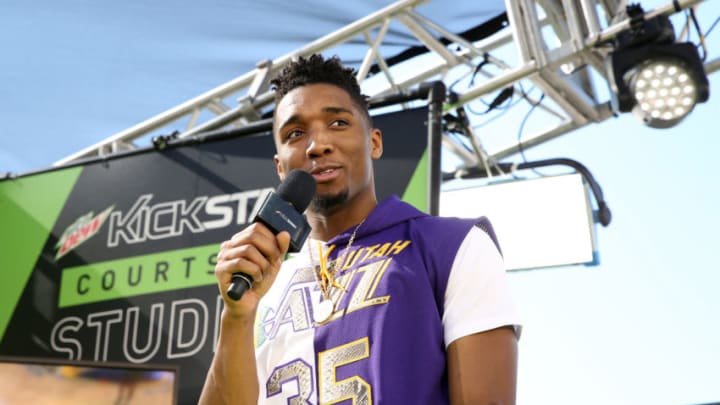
left=607, top=5, right=709, bottom=128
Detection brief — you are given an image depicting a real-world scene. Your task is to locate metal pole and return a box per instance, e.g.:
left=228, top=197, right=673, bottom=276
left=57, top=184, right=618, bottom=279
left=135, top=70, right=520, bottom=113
left=425, top=81, right=446, bottom=216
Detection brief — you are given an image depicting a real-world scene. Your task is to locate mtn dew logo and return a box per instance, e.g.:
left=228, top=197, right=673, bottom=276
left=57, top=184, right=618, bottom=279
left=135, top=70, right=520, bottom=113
left=55, top=206, right=114, bottom=260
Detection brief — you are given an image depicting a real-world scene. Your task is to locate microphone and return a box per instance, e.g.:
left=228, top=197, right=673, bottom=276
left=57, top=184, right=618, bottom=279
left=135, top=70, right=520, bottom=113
left=226, top=170, right=316, bottom=301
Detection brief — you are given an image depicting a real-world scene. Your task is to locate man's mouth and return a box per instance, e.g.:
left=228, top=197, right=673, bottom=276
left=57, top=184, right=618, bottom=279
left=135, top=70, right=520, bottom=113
left=311, top=166, right=340, bottom=182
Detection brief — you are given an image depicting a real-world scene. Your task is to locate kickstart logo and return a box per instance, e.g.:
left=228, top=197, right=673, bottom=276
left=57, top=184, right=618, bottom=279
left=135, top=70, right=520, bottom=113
left=106, top=189, right=271, bottom=248
left=53, top=187, right=272, bottom=261
left=55, top=206, right=114, bottom=260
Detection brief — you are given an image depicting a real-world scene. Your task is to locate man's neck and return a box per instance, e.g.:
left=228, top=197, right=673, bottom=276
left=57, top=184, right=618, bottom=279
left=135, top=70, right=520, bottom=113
left=307, top=195, right=377, bottom=241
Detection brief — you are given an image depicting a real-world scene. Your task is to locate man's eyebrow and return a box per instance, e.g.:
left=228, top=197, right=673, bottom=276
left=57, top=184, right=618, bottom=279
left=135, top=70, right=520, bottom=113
left=278, top=114, right=300, bottom=131
left=278, top=106, right=355, bottom=131
left=323, top=106, right=354, bottom=116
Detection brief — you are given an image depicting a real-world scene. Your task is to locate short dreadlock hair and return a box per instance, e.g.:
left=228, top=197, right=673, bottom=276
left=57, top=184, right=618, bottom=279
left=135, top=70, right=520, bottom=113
left=271, top=54, right=372, bottom=123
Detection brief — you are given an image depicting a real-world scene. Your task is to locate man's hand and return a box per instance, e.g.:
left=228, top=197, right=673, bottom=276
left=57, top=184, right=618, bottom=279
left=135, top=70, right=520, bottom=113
left=214, top=223, right=291, bottom=319
left=198, top=224, right=291, bottom=405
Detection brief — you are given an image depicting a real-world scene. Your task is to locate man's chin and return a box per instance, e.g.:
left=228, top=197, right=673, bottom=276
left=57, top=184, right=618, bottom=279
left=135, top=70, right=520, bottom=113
left=310, top=191, right=349, bottom=213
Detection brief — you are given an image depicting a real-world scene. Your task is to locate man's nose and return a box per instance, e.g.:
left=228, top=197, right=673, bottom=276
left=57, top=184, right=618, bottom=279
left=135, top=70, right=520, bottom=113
left=306, top=128, right=334, bottom=157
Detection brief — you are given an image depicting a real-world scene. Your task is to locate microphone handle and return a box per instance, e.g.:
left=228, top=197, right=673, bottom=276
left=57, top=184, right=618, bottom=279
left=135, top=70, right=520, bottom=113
left=227, top=273, right=254, bottom=301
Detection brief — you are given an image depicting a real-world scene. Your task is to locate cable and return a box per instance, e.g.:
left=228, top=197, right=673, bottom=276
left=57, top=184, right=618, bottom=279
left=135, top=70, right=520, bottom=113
left=468, top=53, right=490, bottom=87
left=688, top=8, right=708, bottom=61
left=456, top=106, right=505, bottom=179
left=516, top=158, right=612, bottom=227
left=516, top=93, right=546, bottom=177
left=466, top=86, right=515, bottom=115
left=454, top=54, right=521, bottom=116
left=450, top=54, right=490, bottom=95
left=466, top=82, right=537, bottom=128
left=441, top=157, right=613, bottom=227
left=448, top=69, right=476, bottom=94
left=705, top=16, right=720, bottom=37
left=469, top=107, right=510, bottom=128
left=443, top=108, right=506, bottom=179
left=513, top=81, right=537, bottom=108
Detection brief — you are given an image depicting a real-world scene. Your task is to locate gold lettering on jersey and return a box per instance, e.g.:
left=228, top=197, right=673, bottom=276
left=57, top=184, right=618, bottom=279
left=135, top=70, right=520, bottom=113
left=359, top=244, right=381, bottom=262
left=261, top=239, right=412, bottom=338
left=345, top=259, right=391, bottom=314
left=323, top=259, right=392, bottom=322
left=387, top=239, right=411, bottom=255
left=340, top=249, right=361, bottom=271
left=341, top=239, right=411, bottom=270
left=369, top=243, right=390, bottom=259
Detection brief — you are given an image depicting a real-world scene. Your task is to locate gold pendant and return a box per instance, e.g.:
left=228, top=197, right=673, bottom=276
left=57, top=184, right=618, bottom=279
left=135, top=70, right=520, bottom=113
left=314, top=299, right=334, bottom=325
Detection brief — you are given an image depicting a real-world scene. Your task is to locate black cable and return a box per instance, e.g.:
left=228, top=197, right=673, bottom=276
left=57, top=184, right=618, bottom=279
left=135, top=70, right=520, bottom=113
left=454, top=53, right=521, bottom=116
left=518, top=158, right=612, bottom=227
left=487, top=87, right=515, bottom=110
left=442, top=158, right=612, bottom=227
left=450, top=54, right=490, bottom=93
left=465, top=82, right=537, bottom=130
left=688, top=8, right=708, bottom=61
left=466, top=85, right=515, bottom=115
left=448, top=70, right=475, bottom=95
left=468, top=54, right=490, bottom=87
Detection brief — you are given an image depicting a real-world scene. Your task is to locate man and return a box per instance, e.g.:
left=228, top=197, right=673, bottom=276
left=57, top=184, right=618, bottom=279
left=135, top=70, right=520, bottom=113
left=199, top=54, right=520, bottom=404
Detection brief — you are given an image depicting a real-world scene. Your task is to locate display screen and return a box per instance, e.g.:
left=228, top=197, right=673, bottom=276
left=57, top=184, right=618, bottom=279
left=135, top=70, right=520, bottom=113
left=0, top=356, right=177, bottom=404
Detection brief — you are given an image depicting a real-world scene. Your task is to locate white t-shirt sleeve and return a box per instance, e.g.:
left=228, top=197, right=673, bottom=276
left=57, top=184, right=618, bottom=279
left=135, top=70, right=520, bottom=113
left=442, top=225, right=521, bottom=348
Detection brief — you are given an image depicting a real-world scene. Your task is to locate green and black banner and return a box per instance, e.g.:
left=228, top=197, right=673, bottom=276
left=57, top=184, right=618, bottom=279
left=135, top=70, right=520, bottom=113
left=0, top=107, right=430, bottom=403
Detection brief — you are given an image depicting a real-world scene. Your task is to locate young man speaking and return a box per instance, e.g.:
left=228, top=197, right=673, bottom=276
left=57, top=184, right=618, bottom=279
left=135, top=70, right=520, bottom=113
left=199, top=54, right=520, bottom=404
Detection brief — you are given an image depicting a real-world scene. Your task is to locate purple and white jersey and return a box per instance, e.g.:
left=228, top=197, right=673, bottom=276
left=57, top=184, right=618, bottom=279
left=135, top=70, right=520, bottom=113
left=254, top=196, right=519, bottom=404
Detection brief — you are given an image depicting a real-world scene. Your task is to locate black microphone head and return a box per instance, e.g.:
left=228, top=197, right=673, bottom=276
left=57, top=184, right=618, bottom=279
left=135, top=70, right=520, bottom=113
left=276, top=170, right=316, bottom=213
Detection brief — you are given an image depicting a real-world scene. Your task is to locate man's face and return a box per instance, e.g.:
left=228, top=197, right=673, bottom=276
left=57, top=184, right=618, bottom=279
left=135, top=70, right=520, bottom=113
left=273, top=83, right=383, bottom=213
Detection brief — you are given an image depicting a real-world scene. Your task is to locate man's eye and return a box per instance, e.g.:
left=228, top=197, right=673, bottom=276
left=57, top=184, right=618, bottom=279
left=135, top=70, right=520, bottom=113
left=330, top=120, right=349, bottom=127
left=286, top=129, right=304, bottom=140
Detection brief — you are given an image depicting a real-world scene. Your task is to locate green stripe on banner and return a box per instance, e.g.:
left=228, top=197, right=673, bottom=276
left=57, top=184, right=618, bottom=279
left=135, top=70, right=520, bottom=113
left=0, top=167, right=83, bottom=340
left=401, top=149, right=428, bottom=213
left=58, top=244, right=220, bottom=308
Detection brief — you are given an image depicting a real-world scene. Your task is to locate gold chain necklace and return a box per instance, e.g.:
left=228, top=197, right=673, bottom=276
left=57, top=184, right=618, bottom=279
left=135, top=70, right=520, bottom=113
left=308, top=219, right=365, bottom=325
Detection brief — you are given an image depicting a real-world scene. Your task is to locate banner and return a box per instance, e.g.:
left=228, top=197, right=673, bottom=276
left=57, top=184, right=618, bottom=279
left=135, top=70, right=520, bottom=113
left=0, top=107, right=430, bottom=403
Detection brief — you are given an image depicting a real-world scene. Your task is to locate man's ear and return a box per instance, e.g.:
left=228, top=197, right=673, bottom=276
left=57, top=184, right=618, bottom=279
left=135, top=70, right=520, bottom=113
left=274, top=154, right=286, bottom=180
left=370, top=128, right=383, bottom=160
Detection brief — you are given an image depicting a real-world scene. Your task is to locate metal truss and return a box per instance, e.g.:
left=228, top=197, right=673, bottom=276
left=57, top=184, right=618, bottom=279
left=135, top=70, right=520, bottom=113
left=55, top=0, right=716, bottom=173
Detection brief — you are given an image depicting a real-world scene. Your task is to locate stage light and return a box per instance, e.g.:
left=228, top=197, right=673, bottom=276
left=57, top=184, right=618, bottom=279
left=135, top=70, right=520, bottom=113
left=607, top=6, right=709, bottom=128
left=628, top=55, right=703, bottom=127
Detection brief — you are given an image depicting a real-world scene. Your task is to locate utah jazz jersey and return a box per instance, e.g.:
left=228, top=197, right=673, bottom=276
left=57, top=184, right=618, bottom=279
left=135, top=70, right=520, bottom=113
left=254, top=196, right=519, bottom=404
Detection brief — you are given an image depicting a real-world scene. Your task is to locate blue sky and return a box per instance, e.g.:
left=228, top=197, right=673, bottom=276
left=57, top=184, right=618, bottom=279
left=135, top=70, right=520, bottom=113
left=509, top=72, right=720, bottom=404
left=2, top=1, right=719, bottom=404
